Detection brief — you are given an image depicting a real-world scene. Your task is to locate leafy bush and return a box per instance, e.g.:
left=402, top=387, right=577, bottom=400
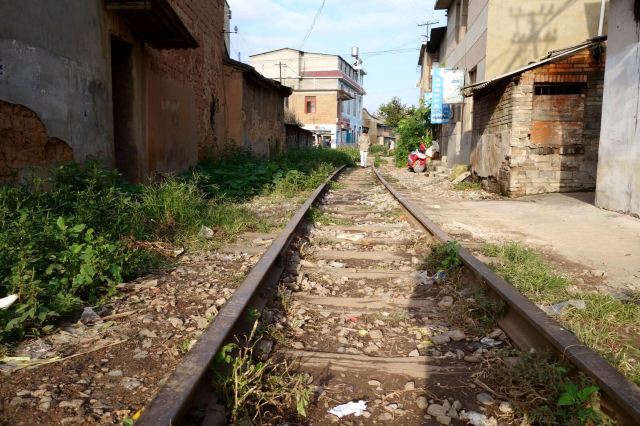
left=395, top=103, right=435, bottom=167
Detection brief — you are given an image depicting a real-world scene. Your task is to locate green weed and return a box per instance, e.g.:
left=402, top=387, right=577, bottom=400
left=487, top=352, right=608, bottom=425
left=212, top=324, right=312, bottom=423
left=424, top=241, right=462, bottom=272
left=484, top=242, right=640, bottom=385
left=307, top=207, right=353, bottom=226
left=369, top=145, right=386, bottom=154
left=453, top=181, right=482, bottom=191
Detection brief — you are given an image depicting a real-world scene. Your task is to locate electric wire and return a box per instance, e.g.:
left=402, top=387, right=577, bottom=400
left=299, top=0, right=328, bottom=49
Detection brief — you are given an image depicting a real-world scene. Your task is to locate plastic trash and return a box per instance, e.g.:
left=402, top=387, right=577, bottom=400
left=550, top=299, right=586, bottom=315
left=80, top=307, right=102, bottom=325
left=480, top=337, right=503, bottom=348
left=198, top=225, right=215, bottom=239
left=0, top=294, right=18, bottom=310
left=328, top=400, right=367, bottom=418
left=432, top=271, right=447, bottom=283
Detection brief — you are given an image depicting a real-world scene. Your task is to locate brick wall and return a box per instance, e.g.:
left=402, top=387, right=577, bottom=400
left=470, top=78, right=515, bottom=193
left=0, top=101, right=73, bottom=184
left=471, top=44, right=605, bottom=196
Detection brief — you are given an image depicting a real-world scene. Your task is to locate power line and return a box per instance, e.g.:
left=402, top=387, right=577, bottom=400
left=299, top=0, right=328, bottom=49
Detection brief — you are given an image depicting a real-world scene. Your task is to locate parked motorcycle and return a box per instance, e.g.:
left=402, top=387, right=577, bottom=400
left=407, top=142, right=428, bottom=172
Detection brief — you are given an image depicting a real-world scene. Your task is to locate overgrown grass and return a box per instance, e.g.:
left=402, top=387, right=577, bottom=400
left=453, top=181, right=482, bottom=191
left=0, top=147, right=352, bottom=345
left=307, top=207, right=353, bottom=226
left=483, top=242, right=640, bottom=385
left=369, top=145, right=386, bottom=154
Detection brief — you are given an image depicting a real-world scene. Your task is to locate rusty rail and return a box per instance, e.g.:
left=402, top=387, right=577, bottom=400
left=138, top=164, right=640, bottom=425
left=373, top=167, right=640, bottom=425
left=137, top=165, right=345, bottom=426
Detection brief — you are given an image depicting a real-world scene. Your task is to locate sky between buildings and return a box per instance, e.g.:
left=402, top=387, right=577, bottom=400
left=228, top=0, right=447, bottom=113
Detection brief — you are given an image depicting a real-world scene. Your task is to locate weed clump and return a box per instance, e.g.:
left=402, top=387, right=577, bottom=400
left=424, top=240, right=463, bottom=272
left=212, top=324, right=312, bottom=424
left=483, top=242, right=640, bottom=385
left=486, top=352, right=608, bottom=425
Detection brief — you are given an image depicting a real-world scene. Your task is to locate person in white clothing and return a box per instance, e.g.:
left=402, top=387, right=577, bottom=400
left=357, top=129, right=371, bottom=168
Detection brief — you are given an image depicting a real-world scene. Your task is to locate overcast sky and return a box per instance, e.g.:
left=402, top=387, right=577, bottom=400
left=227, top=0, right=447, bottom=112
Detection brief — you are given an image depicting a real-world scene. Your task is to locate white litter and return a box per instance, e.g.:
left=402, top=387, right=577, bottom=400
left=460, top=411, right=498, bottom=426
left=328, top=400, right=367, bottom=418
left=336, top=232, right=365, bottom=242
left=0, top=294, right=18, bottom=310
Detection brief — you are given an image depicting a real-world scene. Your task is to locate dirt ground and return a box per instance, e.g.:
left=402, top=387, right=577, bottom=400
left=381, top=163, right=640, bottom=295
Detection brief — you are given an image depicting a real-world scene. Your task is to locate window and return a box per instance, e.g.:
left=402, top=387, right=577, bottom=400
left=468, top=66, right=477, bottom=85
left=534, top=84, right=585, bottom=95
left=305, top=96, right=316, bottom=113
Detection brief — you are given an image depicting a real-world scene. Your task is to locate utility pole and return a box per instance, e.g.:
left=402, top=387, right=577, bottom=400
left=418, top=20, right=439, bottom=42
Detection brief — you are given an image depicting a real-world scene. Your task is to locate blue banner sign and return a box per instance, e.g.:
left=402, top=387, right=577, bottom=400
left=430, top=68, right=451, bottom=124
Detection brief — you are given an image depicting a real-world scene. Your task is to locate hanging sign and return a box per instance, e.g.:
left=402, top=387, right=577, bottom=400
left=430, top=68, right=451, bottom=124
left=443, top=69, right=465, bottom=104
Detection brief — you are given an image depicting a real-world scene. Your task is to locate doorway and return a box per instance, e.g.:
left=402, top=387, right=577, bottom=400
left=110, top=36, right=138, bottom=182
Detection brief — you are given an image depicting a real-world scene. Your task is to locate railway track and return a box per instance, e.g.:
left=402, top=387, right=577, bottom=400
left=138, top=166, right=640, bottom=425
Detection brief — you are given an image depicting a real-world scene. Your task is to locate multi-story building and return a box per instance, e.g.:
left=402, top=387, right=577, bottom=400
left=250, top=48, right=366, bottom=148
left=418, top=0, right=609, bottom=167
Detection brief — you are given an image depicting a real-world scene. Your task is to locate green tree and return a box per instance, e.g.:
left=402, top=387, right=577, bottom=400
left=394, top=102, right=436, bottom=167
left=377, top=96, right=409, bottom=128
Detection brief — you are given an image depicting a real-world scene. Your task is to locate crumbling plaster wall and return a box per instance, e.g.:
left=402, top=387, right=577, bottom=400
left=0, top=0, right=111, bottom=163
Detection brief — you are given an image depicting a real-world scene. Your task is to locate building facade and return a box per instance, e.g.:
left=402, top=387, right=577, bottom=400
left=250, top=48, right=366, bottom=148
left=595, top=0, right=640, bottom=217
left=362, top=108, right=396, bottom=148
left=0, top=0, right=230, bottom=183
left=467, top=40, right=606, bottom=196
left=420, top=0, right=609, bottom=168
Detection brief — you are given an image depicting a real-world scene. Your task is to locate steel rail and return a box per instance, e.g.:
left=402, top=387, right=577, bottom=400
left=373, top=167, right=640, bottom=425
left=137, top=165, right=345, bottom=426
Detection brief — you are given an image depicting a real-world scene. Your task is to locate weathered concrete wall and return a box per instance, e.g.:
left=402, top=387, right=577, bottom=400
left=0, top=0, right=111, bottom=163
left=596, top=0, right=640, bottom=217
left=471, top=46, right=605, bottom=196
left=223, top=63, right=288, bottom=157
left=486, top=0, right=608, bottom=79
